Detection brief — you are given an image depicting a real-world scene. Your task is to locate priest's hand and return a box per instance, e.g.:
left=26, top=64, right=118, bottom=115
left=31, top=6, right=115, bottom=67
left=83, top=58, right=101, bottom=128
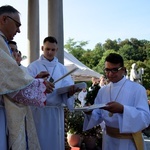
left=102, top=101, right=124, bottom=114
left=36, top=71, right=50, bottom=79
left=45, top=81, right=55, bottom=93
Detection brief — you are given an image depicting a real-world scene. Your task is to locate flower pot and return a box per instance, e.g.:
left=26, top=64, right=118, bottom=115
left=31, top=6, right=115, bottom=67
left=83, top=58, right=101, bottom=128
left=67, top=134, right=82, bottom=148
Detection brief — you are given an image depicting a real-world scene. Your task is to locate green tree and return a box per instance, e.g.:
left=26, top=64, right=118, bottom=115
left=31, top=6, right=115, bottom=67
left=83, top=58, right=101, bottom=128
left=119, top=44, right=146, bottom=61
left=144, top=41, right=150, bottom=59
left=81, top=43, right=105, bottom=69
left=119, top=44, right=135, bottom=60
left=64, top=38, right=88, bottom=61
left=119, top=39, right=132, bottom=47
left=103, top=39, right=119, bottom=51
left=80, top=50, right=93, bottom=68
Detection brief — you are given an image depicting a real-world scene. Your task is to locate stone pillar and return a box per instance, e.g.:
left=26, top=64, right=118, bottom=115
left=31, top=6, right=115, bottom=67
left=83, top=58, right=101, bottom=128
left=48, top=0, right=64, bottom=64
left=28, top=0, right=40, bottom=63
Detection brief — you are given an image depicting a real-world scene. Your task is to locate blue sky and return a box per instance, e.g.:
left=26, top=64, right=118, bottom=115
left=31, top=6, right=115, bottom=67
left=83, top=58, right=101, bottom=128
left=1, top=0, right=150, bottom=57
left=63, top=0, right=150, bottom=48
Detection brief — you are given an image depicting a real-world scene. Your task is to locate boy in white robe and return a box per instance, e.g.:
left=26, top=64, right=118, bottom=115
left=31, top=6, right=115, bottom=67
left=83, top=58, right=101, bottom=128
left=8, top=40, right=27, bottom=73
left=83, top=53, right=150, bottom=150
left=27, top=36, right=76, bottom=150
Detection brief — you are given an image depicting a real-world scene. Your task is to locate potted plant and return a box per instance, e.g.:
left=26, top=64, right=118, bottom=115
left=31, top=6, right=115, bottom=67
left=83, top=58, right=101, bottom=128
left=66, top=100, right=84, bottom=148
left=83, top=84, right=102, bottom=149
left=66, top=84, right=103, bottom=149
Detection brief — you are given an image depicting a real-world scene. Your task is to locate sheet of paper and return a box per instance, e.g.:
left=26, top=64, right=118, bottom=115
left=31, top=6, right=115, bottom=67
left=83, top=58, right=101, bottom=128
left=56, top=82, right=87, bottom=95
left=74, top=104, right=106, bottom=111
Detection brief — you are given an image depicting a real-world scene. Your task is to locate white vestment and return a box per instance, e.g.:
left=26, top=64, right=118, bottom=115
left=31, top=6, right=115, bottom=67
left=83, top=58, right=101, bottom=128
left=83, top=77, right=150, bottom=150
left=0, top=32, right=46, bottom=150
left=27, top=55, right=75, bottom=150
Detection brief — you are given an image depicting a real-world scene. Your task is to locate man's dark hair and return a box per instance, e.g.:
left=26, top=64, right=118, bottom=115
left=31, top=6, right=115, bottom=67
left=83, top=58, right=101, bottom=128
left=0, top=5, right=19, bottom=15
left=43, top=36, right=57, bottom=44
left=105, top=53, right=124, bottom=67
left=8, top=41, right=17, bottom=45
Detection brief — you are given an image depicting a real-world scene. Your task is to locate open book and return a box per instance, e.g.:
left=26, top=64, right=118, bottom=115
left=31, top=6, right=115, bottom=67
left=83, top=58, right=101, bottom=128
left=74, top=104, right=106, bottom=112
left=56, top=82, right=87, bottom=95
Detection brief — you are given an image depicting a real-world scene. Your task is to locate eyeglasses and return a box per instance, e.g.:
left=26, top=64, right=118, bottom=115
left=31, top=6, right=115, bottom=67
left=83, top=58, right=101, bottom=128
left=104, top=67, right=123, bottom=73
left=7, top=16, right=21, bottom=28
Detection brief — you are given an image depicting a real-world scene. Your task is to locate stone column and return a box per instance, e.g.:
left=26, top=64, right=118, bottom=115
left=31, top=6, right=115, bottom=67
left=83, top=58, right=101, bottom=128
left=28, top=0, right=40, bottom=63
left=48, top=0, right=64, bottom=64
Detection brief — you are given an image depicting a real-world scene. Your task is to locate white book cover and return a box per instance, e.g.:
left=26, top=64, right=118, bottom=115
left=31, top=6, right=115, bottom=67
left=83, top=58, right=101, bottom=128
left=56, top=82, right=87, bottom=95
left=74, top=104, right=106, bottom=111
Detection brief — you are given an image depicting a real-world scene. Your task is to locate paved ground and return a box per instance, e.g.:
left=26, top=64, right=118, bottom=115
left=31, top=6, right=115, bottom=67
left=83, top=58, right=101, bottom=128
left=144, top=135, right=150, bottom=149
